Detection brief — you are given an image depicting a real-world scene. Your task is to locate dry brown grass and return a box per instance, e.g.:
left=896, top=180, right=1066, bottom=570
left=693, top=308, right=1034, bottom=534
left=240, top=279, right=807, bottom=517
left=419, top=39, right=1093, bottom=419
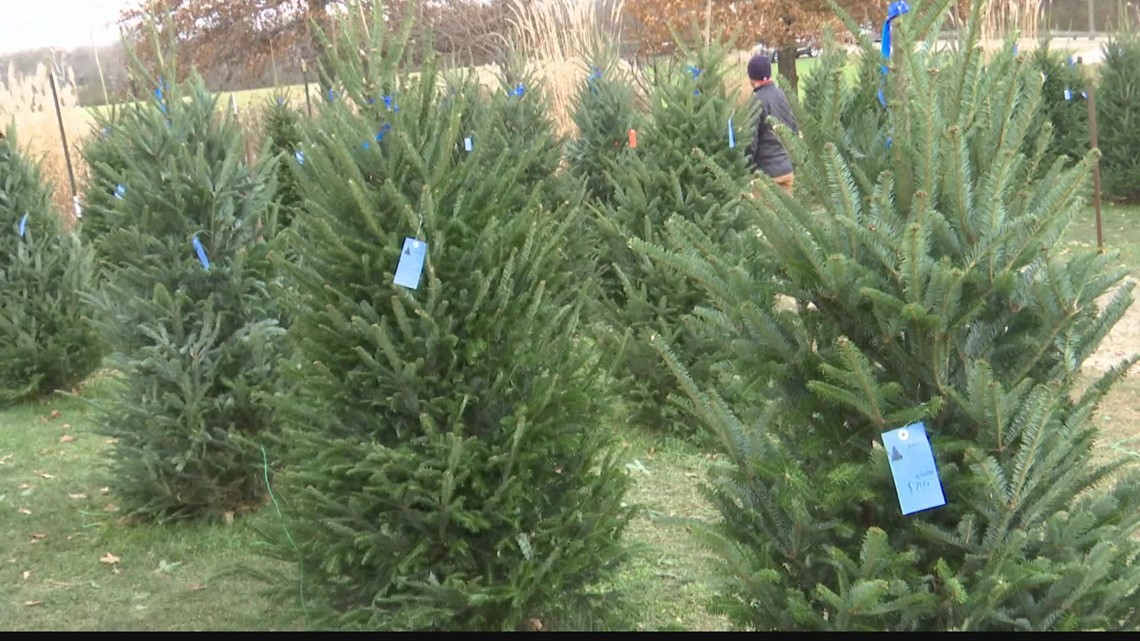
left=9, top=109, right=93, bottom=229
left=3, top=60, right=90, bottom=226
left=507, top=0, right=631, bottom=137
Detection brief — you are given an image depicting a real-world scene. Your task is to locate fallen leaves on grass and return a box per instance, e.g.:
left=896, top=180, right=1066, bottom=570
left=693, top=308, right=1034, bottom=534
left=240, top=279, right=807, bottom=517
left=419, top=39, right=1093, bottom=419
left=18, top=508, right=32, bottom=515
left=59, top=435, right=75, bottom=443
left=68, top=493, right=88, bottom=500
left=30, top=533, right=46, bottom=543
left=103, top=503, right=119, bottom=513
left=50, top=409, right=61, bottom=419
left=60, top=423, right=71, bottom=430
left=187, top=583, right=207, bottom=592
left=24, top=600, right=43, bottom=607
left=99, top=553, right=120, bottom=565
left=18, top=483, right=31, bottom=490
left=99, top=487, right=110, bottom=495
left=224, top=511, right=235, bottom=525
left=34, top=471, right=54, bottom=479
left=22, top=570, right=31, bottom=580
left=0, top=454, right=12, bottom=465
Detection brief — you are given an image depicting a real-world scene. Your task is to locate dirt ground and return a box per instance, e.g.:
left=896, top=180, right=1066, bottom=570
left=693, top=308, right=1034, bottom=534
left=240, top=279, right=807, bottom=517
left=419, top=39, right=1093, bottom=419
left=1083, top=280, right=1140, bottom=374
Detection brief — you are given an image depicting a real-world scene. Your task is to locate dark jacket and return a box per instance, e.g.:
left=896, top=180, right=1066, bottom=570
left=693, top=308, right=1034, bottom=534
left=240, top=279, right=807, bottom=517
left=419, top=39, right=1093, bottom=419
left=747, top=82, right=799, bottom=178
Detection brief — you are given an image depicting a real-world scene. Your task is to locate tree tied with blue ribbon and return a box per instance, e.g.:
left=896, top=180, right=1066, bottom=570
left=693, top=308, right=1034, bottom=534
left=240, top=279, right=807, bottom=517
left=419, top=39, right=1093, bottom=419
left=878, top=1, right=911, bottom=109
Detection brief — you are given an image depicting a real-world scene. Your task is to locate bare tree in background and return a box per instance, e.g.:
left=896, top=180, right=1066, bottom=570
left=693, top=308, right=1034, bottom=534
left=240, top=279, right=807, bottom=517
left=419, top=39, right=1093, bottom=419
left=117, top=0, right=525, bottom=91
left=624, top=0, right=881, bottom=91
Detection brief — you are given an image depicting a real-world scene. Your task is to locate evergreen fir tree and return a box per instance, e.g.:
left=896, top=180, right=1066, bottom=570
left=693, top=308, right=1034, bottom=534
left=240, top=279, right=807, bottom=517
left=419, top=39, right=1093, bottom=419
left=798, top=26, right=893, bottom=192
left=249, top=2, right=634, bottom=630
left=565, top=41, right=641, bottom=206
left=591, top=41, right=753, bottom=440
left=1026, top=39, right=1090, bottom=168
left=1096, top=29, right=1140, bottom=203
left=78, top=108, right=132, bottom=255
left=483, top=53, right=575, bottom=209
left=260, top=91, right=306, bottom=229
left=81, top=42, right=287, bottom=521
left=637, top=0, right=1140, bottom=630
left=0, top=125, right=104, bottom=406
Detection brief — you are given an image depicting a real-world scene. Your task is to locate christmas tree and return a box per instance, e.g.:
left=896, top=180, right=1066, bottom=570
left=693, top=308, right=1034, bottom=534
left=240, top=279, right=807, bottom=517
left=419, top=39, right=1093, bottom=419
left=248, top=2, right=634, bottom=630
left=591, top=40, right=753, bottom=440
left=1096, top=29, right=1140, bottom=203
left=565, top=41, right=641, bottom=206
left=78, top=108, right=132, bottom=256
left=81, top=36, right=287, bottom=521
left=260, top=91, right=306, bottom=230
left=1026, top=39, right=1090, bottom=168
left=798, top=25, right=893, bottom=190
left=638, top=0, right=1140, bottom=630
left=0, top=124, right=104, bottom=406
left=483, top=53, right=576, bottom=210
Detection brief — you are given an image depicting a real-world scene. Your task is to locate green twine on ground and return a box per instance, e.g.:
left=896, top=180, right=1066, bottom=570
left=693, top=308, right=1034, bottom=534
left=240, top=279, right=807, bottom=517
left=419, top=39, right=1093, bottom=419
left=261, top=445, right=309, bottom=626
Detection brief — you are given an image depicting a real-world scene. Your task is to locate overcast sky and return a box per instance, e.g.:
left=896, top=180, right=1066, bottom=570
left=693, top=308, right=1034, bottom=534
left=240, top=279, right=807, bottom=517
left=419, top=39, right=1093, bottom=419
left=0, top=0, right=131, bottom=54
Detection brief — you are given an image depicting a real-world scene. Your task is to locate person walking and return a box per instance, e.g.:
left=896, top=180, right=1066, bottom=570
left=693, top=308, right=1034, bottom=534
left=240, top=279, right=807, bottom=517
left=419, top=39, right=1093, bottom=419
left=745, top=53, right=799, bottom=197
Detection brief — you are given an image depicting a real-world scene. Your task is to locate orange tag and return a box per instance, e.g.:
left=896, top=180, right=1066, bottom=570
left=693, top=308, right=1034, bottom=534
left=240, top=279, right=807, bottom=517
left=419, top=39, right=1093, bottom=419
left=628, top=129, right=638, bottom=148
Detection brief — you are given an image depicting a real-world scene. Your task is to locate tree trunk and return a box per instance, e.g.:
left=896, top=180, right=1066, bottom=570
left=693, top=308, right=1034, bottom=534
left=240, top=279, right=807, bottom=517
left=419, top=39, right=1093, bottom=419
left=777, top=45, right=799, bottom=94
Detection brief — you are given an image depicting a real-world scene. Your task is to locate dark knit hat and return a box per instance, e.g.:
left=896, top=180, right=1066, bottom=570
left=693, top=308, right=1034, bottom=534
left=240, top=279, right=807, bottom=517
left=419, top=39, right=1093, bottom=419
left=747, top=54, right=772, bottom=81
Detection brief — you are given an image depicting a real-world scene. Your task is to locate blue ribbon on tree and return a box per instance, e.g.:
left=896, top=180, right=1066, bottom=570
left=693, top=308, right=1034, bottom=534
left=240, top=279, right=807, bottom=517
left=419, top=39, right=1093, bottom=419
left=327, top=88, right=336, bottom=102
left=114, top=184, right=126, bottom=199
left=878, top=1, right=911, bottom=109
left=364, top=123, right=392, bottom=149
left=383, top=95, right=398, bottom=112
left=588, top=66, right=602, bottom=94
left=509, top=83, right=526, bottom=98
left=18, top=214, right=28, bottom=238
left=191, top=234, right=210, bottom=270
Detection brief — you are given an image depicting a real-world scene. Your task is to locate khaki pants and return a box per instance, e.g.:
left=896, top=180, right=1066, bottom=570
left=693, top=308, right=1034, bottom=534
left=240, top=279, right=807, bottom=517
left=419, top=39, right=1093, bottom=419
left=750, top=172, right=795, bottom=198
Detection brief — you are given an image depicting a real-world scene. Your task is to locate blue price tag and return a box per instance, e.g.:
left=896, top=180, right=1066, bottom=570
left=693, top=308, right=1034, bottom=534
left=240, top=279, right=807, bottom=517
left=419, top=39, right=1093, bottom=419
left=881, top=422, right=946, bottom=515
left=18, top=213, right=28, bottom=238
left=191, top=235, right=211, bottom=270
left=115, top=184, right=126, bottom=199
left=1064, top=88, right=1072, bottom=101
left=393, top=237, right=427, bottom=290
left=728, top=116, right=736, bottom=149
left=464, top=136, right=473, bottom=152
left=295, top=150, right=305, bottom=165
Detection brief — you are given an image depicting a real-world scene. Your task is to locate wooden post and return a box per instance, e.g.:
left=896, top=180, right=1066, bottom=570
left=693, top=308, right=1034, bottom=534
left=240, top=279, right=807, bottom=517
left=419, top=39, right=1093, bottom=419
left=301, top=59, right=313, bottom=118
left=48, top=69, right=80, bottom=219
left=1087, top=80, right=1104, bottom=252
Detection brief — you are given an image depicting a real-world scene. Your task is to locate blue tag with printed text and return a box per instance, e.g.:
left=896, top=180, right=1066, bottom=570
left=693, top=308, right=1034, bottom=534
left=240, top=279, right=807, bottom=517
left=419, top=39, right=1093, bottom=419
left=18, top=214, right=27, bottom=238
left=881, top=422, right=946, bottom=515
left=393, top=237, right=427, bottom=290
left=464, top=136, right=473, bottom=152
left=728, top=116, right=736, bottom=149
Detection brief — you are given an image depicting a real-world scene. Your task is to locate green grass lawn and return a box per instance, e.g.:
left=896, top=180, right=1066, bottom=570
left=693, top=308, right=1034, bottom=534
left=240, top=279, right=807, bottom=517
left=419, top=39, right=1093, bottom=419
left=1062, top=203, right=1140, bottom=276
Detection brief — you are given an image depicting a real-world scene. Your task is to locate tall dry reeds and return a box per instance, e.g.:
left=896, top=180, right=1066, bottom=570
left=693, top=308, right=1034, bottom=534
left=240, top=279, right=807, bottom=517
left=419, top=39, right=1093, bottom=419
left=507, top=0, right=631, bottom=136
left=2, top=60, right=90, bottom=226
left=981, top=0, right=1045, bottom=41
